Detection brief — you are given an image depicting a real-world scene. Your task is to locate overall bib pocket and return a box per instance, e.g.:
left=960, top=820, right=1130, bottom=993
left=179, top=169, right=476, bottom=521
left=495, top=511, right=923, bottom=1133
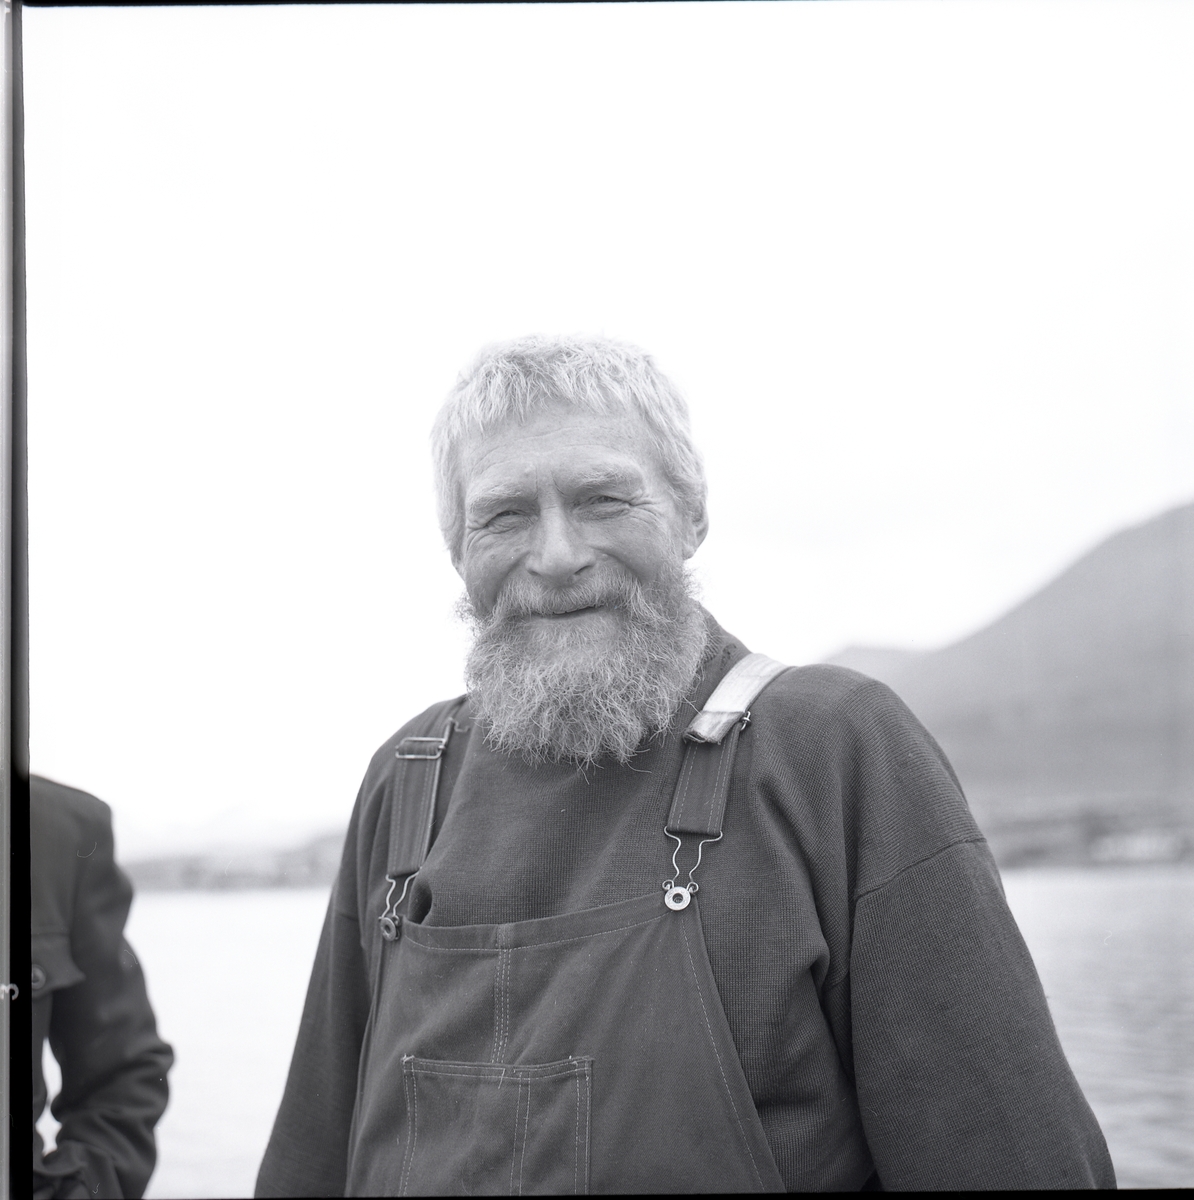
left=397, top=1056, right=593, bottom=1197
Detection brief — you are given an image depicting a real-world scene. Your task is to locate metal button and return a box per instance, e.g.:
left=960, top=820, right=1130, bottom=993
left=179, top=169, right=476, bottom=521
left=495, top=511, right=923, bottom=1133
left=31, top=964, right=46, bottom=991
left=664, top=886, right=692, bottom=911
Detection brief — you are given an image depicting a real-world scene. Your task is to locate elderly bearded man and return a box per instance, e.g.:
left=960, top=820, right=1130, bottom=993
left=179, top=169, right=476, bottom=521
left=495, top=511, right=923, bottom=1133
left=256, top=336, right=1114, bottom=1195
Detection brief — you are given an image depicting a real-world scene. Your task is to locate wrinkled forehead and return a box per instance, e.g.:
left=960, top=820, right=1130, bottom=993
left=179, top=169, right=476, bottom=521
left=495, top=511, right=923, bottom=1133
left=457, top=401, right=664, bottom=494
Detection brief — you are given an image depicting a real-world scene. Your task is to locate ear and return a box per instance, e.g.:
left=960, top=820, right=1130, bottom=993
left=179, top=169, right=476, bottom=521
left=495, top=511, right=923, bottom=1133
left=679, top=505, right=709, bottom=560
left=444, top=510, right=466, bottom=576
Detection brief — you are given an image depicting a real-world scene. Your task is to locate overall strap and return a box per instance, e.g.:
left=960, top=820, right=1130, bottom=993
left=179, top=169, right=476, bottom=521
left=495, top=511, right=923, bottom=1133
left=666, top=653, right=789, bottom=838
left=381, top=696, right=468, bottom=919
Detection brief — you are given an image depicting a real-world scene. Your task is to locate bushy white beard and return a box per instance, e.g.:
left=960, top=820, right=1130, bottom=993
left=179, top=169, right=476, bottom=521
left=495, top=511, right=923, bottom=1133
left=459, top=564, right=709, bottom=767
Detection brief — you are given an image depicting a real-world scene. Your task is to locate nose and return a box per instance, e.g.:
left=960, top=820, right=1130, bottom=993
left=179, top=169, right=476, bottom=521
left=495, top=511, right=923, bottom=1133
left=525, top=506, right=596, bottom=587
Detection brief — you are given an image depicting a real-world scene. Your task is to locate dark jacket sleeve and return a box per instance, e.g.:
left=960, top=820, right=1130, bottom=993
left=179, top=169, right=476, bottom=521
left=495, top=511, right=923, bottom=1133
left=33, top=785, right=173, bottom=1200
left=850, top=840, right=1116, bottom=1189
left=835, top=679, right=1116, bottom=1189
left=255, top=791, right=373, bottom=1198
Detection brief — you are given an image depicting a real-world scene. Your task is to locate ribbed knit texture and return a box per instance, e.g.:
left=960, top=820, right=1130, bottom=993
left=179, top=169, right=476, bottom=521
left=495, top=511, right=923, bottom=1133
left=256, top=618, right=1115, bottom=1196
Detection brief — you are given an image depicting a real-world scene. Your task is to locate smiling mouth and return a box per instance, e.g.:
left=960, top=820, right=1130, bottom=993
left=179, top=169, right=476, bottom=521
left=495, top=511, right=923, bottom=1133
left=541, top=604, right=602, bottom=618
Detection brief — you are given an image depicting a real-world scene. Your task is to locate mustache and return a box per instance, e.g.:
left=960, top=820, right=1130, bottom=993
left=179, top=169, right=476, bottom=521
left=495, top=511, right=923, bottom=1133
left=471, top=575, right=645, bottom=625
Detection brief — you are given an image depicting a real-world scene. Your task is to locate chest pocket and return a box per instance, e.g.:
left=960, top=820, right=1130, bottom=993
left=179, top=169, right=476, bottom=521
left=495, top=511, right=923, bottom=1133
left=31, top=933, right=85, bottom=998
left=397, top=1056, right=592, bottom=1196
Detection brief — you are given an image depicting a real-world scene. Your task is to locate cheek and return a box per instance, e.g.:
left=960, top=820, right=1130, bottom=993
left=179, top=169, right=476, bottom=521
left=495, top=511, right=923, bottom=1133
left=605, top=518, right=684, bottom=582
left=461, top=544, right=514, bottom=608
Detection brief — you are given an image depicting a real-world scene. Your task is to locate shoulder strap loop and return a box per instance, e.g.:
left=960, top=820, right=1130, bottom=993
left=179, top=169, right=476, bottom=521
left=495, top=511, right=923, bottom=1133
left=683, top=652, right=789, bottom=744
left=666, top=653, right=789, bottom=838
left=386, top=697, right=468, bottom=880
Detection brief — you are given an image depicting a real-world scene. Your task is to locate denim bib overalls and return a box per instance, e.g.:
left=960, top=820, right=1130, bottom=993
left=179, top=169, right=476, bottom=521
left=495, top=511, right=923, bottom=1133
left=345, top=655, right=790, bottom=1196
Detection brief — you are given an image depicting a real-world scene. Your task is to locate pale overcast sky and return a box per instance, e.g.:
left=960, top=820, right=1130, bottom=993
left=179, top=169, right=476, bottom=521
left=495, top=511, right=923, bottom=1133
left=21, top=1, right=1194, bottom=856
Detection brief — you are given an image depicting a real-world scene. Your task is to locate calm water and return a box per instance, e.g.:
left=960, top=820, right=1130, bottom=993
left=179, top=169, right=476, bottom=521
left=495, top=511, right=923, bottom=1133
left=39, top=866, right=1194, bottom=1196
left=1001, top=865, right=1194, bottom=1189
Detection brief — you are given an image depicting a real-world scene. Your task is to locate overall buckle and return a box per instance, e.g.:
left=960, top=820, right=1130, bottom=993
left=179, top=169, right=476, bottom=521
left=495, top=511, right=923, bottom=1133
left=395, top=736, right=447, bottom=761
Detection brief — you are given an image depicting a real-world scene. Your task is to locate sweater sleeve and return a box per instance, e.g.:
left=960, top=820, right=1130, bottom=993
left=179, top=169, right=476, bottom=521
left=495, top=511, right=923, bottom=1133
left=42, top=804, right=173, bottom=1200
left=255, top=699, right=464, bottom=1197
left=838, top=681, right=1116, bottom=1189
left=255, top=807, right=372, bottom=1199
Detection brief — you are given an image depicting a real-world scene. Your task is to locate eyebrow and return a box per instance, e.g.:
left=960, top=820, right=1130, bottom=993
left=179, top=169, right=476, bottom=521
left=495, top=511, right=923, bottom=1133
left=465, top=463, right=643, bottom=506
left=565, top=465, right=642, bottom=492
left=466, top=466, right=644, bottom=515
left=465, top=485, right=529, bottom=516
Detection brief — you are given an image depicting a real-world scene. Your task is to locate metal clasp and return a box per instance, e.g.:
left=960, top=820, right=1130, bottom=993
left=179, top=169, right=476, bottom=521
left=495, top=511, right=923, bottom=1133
left=378, top=871, right=417, bottom=940
left=661, top=829, right=722, bottom=912
left=395, top=736, right=448, bottom=761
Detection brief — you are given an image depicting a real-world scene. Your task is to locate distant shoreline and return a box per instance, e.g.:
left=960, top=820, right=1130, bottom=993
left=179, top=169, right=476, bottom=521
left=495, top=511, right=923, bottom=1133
left=122, top=822, right=1191, bottom=892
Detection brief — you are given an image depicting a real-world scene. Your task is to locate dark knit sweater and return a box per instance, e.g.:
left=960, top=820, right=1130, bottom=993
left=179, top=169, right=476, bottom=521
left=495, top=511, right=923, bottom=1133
left=257, top=620, right=1114, bottom=1194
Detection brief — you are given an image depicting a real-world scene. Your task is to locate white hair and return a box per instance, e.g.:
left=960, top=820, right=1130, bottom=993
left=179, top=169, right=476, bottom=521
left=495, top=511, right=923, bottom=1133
left=430, top=334, right=707, bottom=560
left=460, top=560, right=709, bottom=766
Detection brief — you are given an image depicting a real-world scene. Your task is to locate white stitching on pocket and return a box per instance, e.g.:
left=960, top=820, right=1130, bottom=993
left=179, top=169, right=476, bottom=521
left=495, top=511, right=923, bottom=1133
left=397, top=1057, right=593, bottom=1195
left=399, top=1063, right=417, bottom=1197
left=573, top=1066, right=581, bottom=1195
left=518, top=1078, right=532, bottom=1196
left=581, top=1061, right=592, bottom=1196
left=501, top=949, right=511, bottom=1061
left=509, top=1077, right=521, bottom=1196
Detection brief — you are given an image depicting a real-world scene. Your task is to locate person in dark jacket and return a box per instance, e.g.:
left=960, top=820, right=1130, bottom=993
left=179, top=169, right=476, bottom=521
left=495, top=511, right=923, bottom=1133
left=32, top=775, right=173, bottom=1200
left=257, top=334, right=1115, bottom=1194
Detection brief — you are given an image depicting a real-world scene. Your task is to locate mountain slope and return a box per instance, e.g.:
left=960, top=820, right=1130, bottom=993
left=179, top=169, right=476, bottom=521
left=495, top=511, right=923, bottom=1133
left=830, top=503, right=1194, bottom=862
